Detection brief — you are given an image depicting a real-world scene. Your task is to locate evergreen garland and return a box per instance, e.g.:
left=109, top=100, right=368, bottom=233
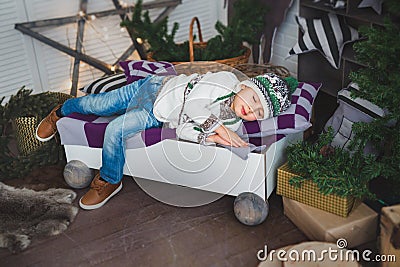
left=286, top=128, right=376, bottom=199
left=348, top=19, right=400, bottom=197
left=121, top=0, right=268, bottom=62
left=0, top=87, right=66, bottom=181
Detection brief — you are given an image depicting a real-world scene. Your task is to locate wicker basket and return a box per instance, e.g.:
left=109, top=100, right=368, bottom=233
left=234, top=63, right=291, bottom=78
left=13, top=92, right=74, bottom=156
left=13, top=116, right=42, bottom=156
left=47, top=91, right=74, bottom=103
left=174, top=61, right=239, bottom=76
left=147, top=17, right=251, bottom=67
left=173, top=62, right=291, bottom=81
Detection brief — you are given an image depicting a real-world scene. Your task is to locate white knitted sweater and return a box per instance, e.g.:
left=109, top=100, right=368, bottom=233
left=153, top=71, right=242, bottom=144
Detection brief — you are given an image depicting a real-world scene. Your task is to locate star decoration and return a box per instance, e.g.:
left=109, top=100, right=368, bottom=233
left=358, top=0, right=384, bottom=15
left=15, top=0, right=180, bottom=96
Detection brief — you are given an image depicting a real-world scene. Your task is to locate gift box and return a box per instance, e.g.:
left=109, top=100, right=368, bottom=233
left=380, top=204, right=400, bottom=267
left=277, top=162, right=357, bottom=217
left=283, top=197, right=378, bottom=248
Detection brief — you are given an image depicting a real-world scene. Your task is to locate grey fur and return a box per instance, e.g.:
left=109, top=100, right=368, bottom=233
left=0, top=182, right=78, bottom=253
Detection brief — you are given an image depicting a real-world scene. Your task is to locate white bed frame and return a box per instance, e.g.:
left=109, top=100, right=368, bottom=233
left=63, top=132, right=302, bottom=201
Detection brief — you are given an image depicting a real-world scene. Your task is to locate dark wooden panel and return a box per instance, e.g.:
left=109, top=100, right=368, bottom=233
left=0, top=170, right=308, bottom=266
left=311, top=91, right=339, bottom=134
left=298, top=52, right=343, bottom=97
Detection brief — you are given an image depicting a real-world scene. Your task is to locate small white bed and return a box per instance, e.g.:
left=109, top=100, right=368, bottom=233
left=59, top=118, right=302, bottom=201
left=57, top=79, right=320, bottom=203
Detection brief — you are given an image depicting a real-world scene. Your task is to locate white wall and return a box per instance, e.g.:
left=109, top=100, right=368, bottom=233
left=0, top=0, right=37, bottom=99
left=0, top=0, right=298, bottom=100
left=0, top=0, right=227, bottom=99
left=270, top=0, right=299, bottom=77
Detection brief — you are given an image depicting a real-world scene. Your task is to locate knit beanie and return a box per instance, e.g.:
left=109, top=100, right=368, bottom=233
left=239, top=73, right=298, bottom=120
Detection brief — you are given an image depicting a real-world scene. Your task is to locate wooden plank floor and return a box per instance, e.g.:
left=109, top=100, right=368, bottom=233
left=0, top=165, right=308, bottom=267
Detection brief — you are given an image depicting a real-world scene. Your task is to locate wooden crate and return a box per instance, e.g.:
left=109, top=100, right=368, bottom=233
left=380, top=204, right=400, bottom=267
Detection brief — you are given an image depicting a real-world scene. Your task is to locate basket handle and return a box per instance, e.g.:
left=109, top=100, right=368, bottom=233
left=189, top=17, right=203, bottom=62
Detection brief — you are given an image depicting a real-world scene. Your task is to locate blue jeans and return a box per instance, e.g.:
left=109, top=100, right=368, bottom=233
left=61, top=75, right=164, bottom=184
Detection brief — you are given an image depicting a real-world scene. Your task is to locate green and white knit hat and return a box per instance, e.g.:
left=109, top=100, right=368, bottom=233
left=239, top=73, right=298, bottom=120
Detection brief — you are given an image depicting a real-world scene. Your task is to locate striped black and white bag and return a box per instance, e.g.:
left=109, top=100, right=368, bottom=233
left=288, top=13, right=360, bottom=69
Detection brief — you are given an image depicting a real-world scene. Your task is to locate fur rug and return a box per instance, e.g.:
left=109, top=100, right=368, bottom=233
left=0, top=182, right=78, bottom=253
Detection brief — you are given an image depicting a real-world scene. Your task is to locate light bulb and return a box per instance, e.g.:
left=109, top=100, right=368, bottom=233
left=119, top=1, right=128, bottom=8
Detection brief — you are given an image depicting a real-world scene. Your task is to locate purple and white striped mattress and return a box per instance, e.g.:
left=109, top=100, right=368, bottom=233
left=57, top=113, right=284, bottom=150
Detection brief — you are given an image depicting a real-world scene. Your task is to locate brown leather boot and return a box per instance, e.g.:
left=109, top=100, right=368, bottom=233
left=79, top=173, right=122, bottom=210
left=35, top=104, right=62, bottom=142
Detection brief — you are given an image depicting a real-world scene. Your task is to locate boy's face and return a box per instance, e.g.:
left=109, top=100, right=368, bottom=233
left=231, top=84, right=265, bottom=121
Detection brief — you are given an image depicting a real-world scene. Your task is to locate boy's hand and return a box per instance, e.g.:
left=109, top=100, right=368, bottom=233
left=207, top=125, right=248, bottom=147
left=206, top=134, right=232, bottom=146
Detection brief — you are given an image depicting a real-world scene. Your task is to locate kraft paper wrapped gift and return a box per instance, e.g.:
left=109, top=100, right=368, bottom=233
left=283, top=197, right=378, bottom=248
left=380, top=204, right=400, bottom=267
left=277, top=163, right=356, bottom=217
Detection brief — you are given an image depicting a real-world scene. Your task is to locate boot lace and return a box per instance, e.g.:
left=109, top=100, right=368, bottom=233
left=45, top=114, right=58, bottom=131
left=91, top=176, right=107, bottom=194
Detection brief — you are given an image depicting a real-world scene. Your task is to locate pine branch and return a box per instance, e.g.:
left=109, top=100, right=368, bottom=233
left=0, top=87, right=66, bottom=181
left=286, top=128, right=377, bottom=199
left=348, top=19, right=400, bottom=193
left=121, top=0, right=268, bottom=61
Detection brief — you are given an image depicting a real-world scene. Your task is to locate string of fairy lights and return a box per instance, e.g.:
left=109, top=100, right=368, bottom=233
left=13, top=0, right=183, bottom=95
left=57, top=0, right=153, bottom=91
left=64, top=1, right=136, bottom=89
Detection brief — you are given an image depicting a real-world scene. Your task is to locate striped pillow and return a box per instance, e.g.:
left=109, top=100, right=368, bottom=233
left=241, top=82, right=322, bottom=137
left=288, top=13, right=360, bottom=69
left=119, top=60, right=177, bottom=84
left=79, top=73, right=127, bottom=94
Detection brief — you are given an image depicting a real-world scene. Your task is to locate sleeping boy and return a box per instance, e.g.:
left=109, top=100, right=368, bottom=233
left=36, top=71, right=296, bottom=210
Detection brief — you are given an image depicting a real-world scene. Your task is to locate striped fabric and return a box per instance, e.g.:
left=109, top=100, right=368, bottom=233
left=288, top=13, right=360, bottom=69
left=57, top=113, right=177, bottom=149
left=79, top=73, right=127, bottom=94
left=242, top=82, right=322, bottom=137
left=119, top=60, right=177, bottom=84
left=56, top=113, right=280, bottom=150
